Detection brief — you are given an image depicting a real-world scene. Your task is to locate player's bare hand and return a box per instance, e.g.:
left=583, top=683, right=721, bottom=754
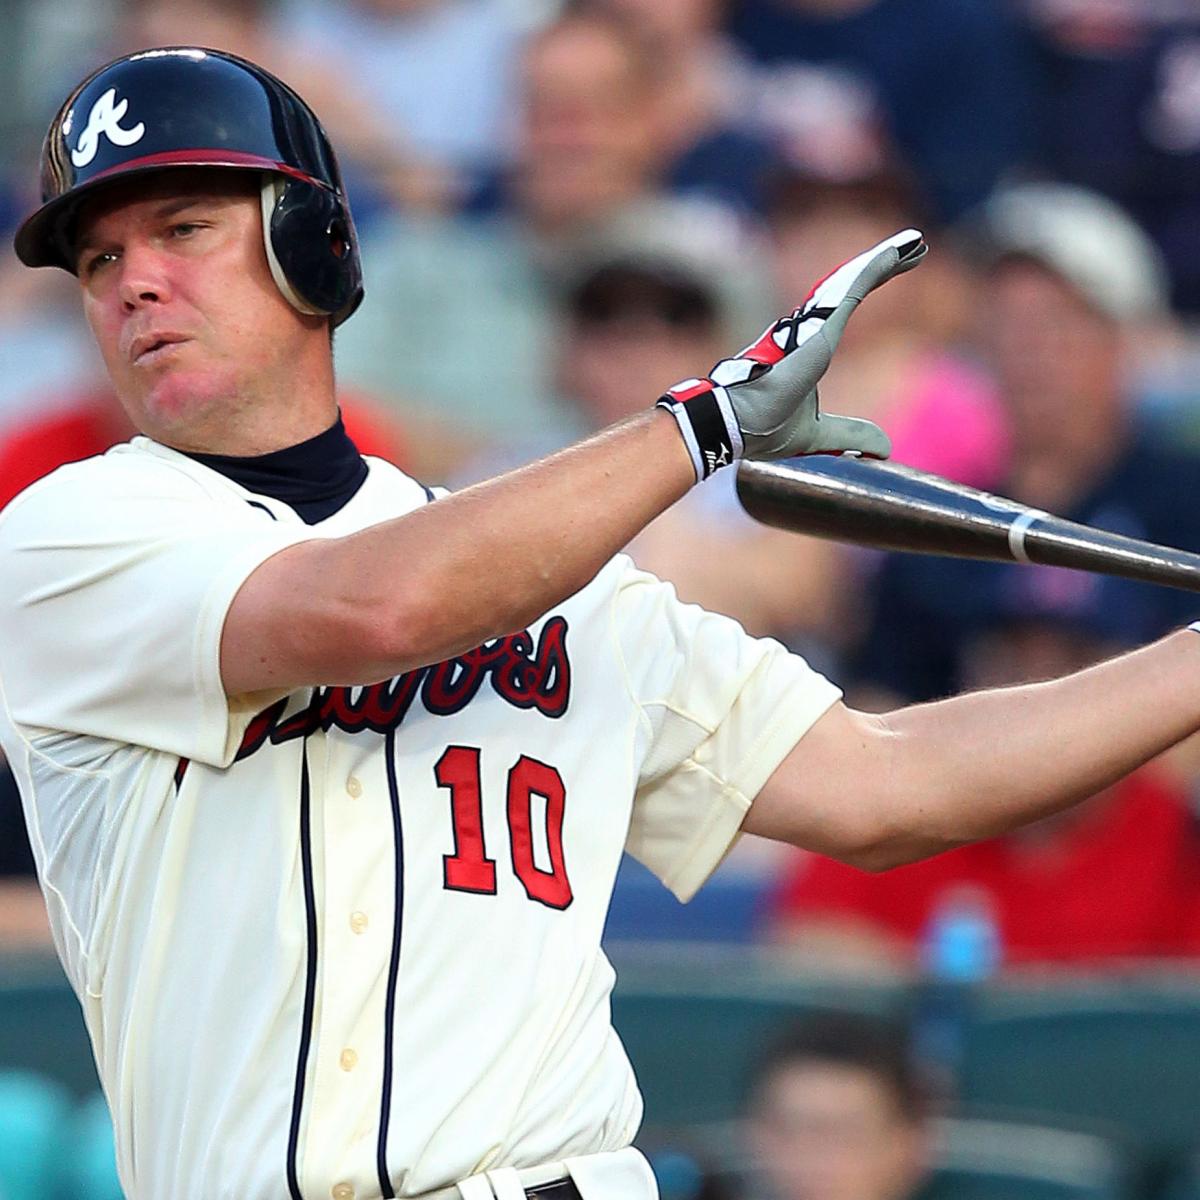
left=657, top=230, right=927, bottom=480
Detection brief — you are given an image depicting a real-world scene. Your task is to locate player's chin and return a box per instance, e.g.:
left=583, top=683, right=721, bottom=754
left=135, top=365, right=241, bottom=429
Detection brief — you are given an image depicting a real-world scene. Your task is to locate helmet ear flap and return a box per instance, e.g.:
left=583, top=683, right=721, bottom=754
left=259, top=176, right=322, bottom=316
left=260, top=173, right=364, bottom=326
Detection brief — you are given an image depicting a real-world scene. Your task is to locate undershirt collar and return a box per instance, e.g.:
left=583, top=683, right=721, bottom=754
left=183, top=413, right=367, bottom=525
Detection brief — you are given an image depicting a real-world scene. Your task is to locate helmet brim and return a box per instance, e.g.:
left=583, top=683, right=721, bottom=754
left=14, top=149, right=316, bottom=271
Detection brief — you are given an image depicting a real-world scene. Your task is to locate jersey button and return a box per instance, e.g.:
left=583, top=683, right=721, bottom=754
left=340, top=1048, right=358, bottom=1072
left=331, top=1184, right=354, bottom=1200
left=346, top=776, right=363, bottom=798
left=350, top=911, right=368, bottom=935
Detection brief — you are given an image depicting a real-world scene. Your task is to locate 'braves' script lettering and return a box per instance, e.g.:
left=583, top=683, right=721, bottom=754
left=236, top=617, right=571, bottom=761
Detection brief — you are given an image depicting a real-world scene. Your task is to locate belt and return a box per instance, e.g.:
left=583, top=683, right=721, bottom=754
left=524, top=1180, right=582, bottom=1200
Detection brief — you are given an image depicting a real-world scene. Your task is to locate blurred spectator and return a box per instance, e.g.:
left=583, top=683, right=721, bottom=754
left=744, top=1013, right=931, bottom=1200
left=334, top=9, right=747, bottom=455
left=750, top=123, right=1010, bottom=655
left=773, top=761, right=1200, bottom=971
left=850, top=182, right=1200, bottom=704
left=1026, top=0, right=1200, bottom=311
left=577, top=0, right=779, bottom=216
left=275, top=0, right=535, bottom=217
left=763, top=119, right=1007, bottom=488
left=724, top=0, right=1036, bottom=221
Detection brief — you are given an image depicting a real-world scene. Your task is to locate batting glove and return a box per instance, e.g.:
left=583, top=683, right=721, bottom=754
left=657, top=229, right=927, bottom=481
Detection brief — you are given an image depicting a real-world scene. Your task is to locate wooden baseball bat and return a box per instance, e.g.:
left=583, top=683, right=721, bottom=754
left=736, top=457, right=1200, bottom=594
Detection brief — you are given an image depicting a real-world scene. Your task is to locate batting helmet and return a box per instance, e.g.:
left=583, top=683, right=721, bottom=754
left=14, top=46, right=364, bottom=325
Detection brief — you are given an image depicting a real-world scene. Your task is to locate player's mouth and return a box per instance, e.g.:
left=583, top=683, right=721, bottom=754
left=130, top=333, right=190, bottom=366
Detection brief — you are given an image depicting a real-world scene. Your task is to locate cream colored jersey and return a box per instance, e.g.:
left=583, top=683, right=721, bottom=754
left=0, top=436, right=841, bottom=1200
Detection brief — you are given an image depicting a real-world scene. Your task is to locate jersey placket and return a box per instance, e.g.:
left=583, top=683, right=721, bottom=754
left=297, top=724, right=397, bottom=1198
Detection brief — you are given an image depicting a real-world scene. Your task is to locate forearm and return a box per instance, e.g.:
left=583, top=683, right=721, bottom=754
left=750, top=630, right=1200, bottom=869
left=319, top=410, right=694, bottom=671
left=868, top=630, right=1200, bottom=866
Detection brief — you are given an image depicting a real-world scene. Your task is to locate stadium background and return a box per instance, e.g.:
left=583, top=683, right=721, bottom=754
left=5, top=1, right=1200, bottom=1197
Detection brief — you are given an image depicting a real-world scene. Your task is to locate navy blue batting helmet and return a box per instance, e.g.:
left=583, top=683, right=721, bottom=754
left=14, top=46, right=364, bottom=326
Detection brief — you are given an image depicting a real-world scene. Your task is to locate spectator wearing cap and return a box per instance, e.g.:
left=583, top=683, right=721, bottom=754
left=552, top=242, right=845, bottom=640
left=849, top=181, right=1200, bottom=705
left=763, top=115, right=1010, bottom=491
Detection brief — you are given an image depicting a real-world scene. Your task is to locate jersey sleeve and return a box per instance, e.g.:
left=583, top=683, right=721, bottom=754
left=611, top=561, right=842, bottom=901
left=0, top=455, right=323, bottom=767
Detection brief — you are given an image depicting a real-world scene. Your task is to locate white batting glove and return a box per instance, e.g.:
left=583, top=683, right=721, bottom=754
left=657, top=229, right=927, bottom=481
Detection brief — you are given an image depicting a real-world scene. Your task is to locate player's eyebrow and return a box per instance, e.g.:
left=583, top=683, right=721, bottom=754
left=75, top=194, right=226, bottom=261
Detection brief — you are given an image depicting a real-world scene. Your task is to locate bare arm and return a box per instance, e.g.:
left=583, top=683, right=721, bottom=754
left=221, top=411, right=694, bottom=693
left=745, top=630, right=1200, bottom=870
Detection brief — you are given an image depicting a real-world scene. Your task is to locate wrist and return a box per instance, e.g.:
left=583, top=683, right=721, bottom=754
left=655, top=380, right=743, bottom=483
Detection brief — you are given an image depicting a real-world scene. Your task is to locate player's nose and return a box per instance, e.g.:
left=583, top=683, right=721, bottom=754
left=117, top=242, right=174, bottom=310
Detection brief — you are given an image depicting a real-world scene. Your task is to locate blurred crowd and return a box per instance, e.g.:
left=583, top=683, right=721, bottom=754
left=9, top=0, right=1200, bottom=1192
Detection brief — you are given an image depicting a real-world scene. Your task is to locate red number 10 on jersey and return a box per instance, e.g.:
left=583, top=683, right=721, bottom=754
left=436, top=745, right=573, bottom=910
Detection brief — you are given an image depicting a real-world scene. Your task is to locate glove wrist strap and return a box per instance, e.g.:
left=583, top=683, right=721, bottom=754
left=656, top=383, right=743, bottom=483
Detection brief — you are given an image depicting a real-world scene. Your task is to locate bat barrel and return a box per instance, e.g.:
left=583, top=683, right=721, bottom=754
left=736, top=458, right=1200, bottom=596
left=736, top=459, right=1019, bottom=557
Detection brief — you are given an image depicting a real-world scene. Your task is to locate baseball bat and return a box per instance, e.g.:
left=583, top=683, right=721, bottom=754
left=735, top=457, right=1200, bottom=594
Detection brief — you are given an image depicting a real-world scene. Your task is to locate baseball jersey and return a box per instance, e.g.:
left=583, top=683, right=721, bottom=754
left=0, top=429, right=841, bottom=1200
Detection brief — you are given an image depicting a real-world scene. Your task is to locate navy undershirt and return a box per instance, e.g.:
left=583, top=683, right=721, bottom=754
left=184, top=413, right=367, bottom=525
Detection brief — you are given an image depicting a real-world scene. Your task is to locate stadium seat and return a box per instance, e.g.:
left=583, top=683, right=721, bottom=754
left=608, top=948, right=907, bottom=1127
left=603, top=855, right=775, bottom=943
left=919, top=1117, right=1133, bottom=1200
left=0, top=1071, right=72, bottom=1200
left=958, top=980, right=1200, bottom=1171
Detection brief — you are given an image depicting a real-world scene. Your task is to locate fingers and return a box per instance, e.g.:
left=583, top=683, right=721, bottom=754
left=816, top=230, right=928, bottom=349
left=804, top=228, right=928, bottom=316
left=804, top=413, right=893, bottom=460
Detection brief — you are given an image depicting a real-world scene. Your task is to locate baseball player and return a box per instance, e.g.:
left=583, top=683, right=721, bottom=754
left=2, top=45, right=1199, bottom=1200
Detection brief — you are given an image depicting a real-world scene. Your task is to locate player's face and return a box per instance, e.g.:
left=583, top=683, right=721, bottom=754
left=75, top=170, right=327, bottom=450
